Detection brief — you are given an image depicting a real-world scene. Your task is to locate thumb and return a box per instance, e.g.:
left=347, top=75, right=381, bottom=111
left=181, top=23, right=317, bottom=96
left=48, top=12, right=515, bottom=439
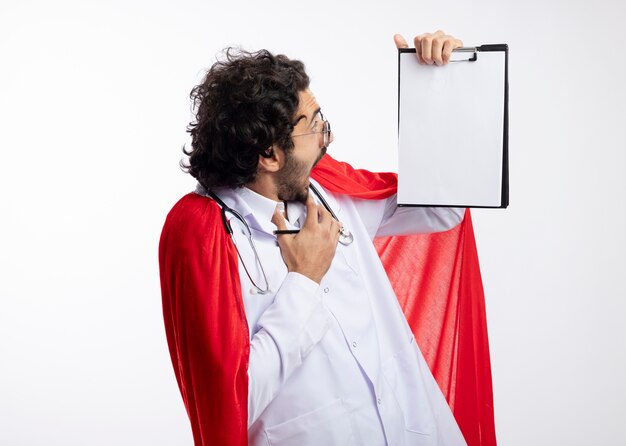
left=272, top=207, right=288, bottom=231
left=394, top=34, right=409, bottom=49
left=303, top=192, right=319, bottom=230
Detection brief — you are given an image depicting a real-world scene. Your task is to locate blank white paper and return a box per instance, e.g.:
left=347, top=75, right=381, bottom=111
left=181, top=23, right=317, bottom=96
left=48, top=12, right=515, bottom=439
left=398, top=49, right=506, bottom=207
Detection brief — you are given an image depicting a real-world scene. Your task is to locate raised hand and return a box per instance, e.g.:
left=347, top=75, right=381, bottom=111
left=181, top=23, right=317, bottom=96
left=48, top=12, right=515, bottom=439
left=394, top=31, right=464, bottom=66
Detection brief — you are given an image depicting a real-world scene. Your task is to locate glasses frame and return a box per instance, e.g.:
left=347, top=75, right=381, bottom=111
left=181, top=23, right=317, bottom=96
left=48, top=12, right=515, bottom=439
left=291, top=111, right=332, bottom=148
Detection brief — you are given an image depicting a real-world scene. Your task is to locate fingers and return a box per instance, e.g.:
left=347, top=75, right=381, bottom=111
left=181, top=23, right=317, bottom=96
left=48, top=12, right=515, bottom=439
left=431, top=36, right=445, bottom=65
left=302, top=193, right=319, bottom=230
left=414, top=35, right=426, bottom=64
left=394, top=34, right=409, bottom=49
left=322, top=209, right=341, bottom=237
left=416, top=35, right=432, bottom=65
left=315, top=202, right=340, bottom=241
left=317, top=203, right=330, bottom=225
left=272, top=191, right=339, bottom=245
left=442, top=38, right=464, bottom=63
left=412, top=30, right=461, bottom=65
left=331, top=220, right=342, bottom=244
left=272, top=207, right=288, bottom=231
left=442, top=39, right=455, bottom=64
left=299, top=192, right=342, bottom=241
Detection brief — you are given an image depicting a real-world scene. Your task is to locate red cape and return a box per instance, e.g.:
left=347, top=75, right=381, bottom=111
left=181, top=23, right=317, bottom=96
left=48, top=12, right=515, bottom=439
left=159, top=155, right=496, bottom=445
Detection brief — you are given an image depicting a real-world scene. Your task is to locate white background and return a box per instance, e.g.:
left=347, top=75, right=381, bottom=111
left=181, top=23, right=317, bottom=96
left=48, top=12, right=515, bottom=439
left=1, top=0, right=625, bottom=445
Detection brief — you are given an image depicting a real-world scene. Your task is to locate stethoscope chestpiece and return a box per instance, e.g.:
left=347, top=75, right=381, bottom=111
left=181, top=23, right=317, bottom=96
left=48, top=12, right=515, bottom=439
left=339, top=227, right=354, bottom=246
left=310, top=183, right=354, bottom=246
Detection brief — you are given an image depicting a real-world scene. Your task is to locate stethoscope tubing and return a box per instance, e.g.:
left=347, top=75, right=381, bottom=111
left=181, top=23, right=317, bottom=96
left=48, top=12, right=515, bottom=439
left=309, top=184, right=354, bottom=246
left=206, top=184, right=353, bottom=294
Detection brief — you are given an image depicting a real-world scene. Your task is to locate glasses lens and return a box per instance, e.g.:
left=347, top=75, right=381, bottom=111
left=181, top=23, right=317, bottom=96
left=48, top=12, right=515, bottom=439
left=323, top=120, right=331, bottom=147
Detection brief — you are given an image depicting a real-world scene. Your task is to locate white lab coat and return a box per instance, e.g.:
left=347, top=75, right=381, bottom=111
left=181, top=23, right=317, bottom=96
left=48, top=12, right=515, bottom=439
left=198, top=180, right=467, bottom=446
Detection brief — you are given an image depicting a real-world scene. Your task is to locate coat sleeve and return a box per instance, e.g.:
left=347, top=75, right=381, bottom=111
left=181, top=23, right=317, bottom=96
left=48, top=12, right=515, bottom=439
left=159, top=193, right=249, bottom=446
left=247, top=272, right=333, bottom=426
left=374, top=195, right=465, bottom=237
left=311, top=154, right=463, bottom=238
left=343, top=194, right=465, bottom=239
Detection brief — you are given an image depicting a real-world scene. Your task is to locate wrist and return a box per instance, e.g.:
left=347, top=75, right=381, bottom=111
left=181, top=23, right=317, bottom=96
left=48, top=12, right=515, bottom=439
left=290, top=267, right=322, bottom=285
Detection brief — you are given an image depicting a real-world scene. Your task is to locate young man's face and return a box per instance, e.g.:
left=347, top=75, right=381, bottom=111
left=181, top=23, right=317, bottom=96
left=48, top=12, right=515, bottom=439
left=275, top=89, right=333, bottom=203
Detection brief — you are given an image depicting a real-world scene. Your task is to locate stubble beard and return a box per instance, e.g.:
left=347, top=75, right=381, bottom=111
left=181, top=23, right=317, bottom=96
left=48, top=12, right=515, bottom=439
left=276, top=153, right=309, bottom=203
left=275, top=148, right=326, bottom=203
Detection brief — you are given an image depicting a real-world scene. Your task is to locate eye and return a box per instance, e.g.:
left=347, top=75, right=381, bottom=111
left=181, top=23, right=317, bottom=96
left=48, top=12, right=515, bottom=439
left=310, top=112, right=322, bottom=130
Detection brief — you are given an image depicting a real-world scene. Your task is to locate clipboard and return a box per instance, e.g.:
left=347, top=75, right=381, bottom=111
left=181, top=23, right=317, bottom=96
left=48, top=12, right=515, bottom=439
left=397, top=44, right=509, bottom=208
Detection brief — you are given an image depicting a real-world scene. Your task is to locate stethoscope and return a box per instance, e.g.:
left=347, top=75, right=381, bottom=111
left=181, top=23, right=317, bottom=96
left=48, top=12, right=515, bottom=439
left=206, top=183, right=353, bottom=295
left=309, top=184, right=354, bottom=246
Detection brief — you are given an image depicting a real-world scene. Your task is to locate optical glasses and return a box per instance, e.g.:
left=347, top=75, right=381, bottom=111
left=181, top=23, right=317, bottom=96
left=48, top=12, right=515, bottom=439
left=292, top=111, right=332, bottom=148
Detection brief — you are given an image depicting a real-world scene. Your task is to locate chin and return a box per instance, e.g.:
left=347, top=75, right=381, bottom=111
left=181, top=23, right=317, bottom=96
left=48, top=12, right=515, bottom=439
left=277, top=183, right=309, bottom=203
left=313, top=148, right=327, bottom=167
left=297, top=188, right=309, bottom=204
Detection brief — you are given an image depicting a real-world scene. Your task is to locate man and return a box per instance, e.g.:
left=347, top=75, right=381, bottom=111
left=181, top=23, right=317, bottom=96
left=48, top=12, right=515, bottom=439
left=160, top=31, right=489, bottom=445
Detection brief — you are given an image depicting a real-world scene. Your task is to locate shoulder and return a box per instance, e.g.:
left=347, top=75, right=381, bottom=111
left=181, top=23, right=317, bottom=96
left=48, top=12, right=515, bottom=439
left=166, top=192, right=219, bottom=224
left=160, top=192, right=224, bottom=250
left=309, top=178, right=347, bottom=213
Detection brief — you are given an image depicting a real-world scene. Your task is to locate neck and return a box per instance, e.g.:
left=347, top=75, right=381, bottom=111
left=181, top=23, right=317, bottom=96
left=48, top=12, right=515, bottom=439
left=246, top=174, right=291, bottom=219
left=246, top=174, right=279, bottom=202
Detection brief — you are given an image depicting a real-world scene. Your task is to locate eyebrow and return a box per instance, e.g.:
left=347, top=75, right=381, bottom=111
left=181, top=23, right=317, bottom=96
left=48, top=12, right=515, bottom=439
left=292, top=107, right=321, bottom=127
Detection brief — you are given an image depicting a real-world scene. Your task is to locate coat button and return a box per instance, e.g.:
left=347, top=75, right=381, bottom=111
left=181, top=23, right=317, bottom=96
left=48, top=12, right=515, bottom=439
left=324, top=287, right=330, bottom=293
left=377, top=398, right=382, bottom=405
left=352, top=341, right=357, bottom=348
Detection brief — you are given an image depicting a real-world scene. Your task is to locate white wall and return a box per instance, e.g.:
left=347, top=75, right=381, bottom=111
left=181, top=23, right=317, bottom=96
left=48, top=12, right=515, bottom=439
left=1, top=0, right=624, bottom=444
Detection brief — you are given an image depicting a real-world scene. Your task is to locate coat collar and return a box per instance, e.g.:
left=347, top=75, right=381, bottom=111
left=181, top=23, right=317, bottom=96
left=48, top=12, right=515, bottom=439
left=194, top=180, right=341, bottom=237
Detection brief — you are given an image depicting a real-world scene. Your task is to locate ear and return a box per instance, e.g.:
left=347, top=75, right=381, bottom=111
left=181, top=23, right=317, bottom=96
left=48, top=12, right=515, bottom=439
left=257, top=146, right=285, bottom=173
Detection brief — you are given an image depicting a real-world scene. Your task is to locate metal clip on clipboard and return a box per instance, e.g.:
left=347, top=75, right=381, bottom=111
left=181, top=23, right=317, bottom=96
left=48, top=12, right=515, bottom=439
left=450, top=47, right=478, bottom=62
left=449, top=45, right=510, bottom=63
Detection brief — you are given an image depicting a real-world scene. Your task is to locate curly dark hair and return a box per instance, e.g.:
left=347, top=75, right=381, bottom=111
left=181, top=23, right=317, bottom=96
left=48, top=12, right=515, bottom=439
left=181, top=48, right=310, bottom=189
